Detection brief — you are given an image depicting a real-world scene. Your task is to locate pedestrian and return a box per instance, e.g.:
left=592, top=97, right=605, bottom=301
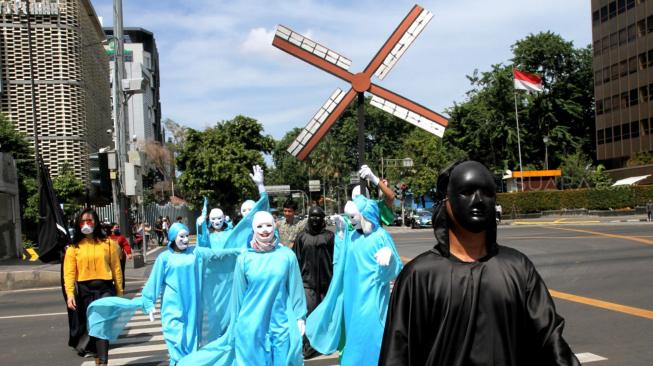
left=163, top=216, right=171, bottom=241
left=176, top=215, right=184, bottom=224
left=178, top=211, right=307, bottom=366
left=109, top=222, right=133, bottom=290
left=64, top=208, right=123, bottom=366
left=277, top=200, right=306, bottom=248
left=647, top=201, right=653, bottom=222
left=306, top=194, right=402, bottom=366
left=154, top=217, right=164, bottom=246
left=378, top=160, right=580, bottom=365
left=495, top=202, right=503, bottom=223
left=292, top=206, right=334, bottom=359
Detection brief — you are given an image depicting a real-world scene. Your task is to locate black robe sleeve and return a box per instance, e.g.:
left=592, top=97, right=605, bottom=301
left=524, top=260, right=581, bottom=366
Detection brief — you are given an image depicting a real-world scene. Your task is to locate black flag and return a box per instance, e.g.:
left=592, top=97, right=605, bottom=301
left=37, top=157, right=71, bottom=263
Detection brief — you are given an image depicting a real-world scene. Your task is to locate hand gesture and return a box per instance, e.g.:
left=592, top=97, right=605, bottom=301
left=66, top=296, right=76, bottom=310
left=358, top=164, right=380, bottom=186
left=250, top=165, right=265, bottom=186
left=374, top=247, right=392, bottom=266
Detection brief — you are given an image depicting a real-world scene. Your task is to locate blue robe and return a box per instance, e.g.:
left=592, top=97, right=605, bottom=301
left=306, top=195, right=402, bottom=365
left=178, top=244, right=307, bottom=366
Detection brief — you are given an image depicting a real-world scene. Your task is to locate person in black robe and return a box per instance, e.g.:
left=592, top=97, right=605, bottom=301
left=292, top=206, right=335, bottom=359
left=379, top=160, right=580, bottom=366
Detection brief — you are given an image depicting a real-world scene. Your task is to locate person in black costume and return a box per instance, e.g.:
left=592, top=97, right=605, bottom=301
left=292, top=206, right=335, bottom=359
left=379, top=160, right=580, bottom=366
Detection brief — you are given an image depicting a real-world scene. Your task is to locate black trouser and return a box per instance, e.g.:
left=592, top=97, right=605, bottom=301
left=303, top=287, right=327, bottom=359
left=120, top=255, right=126, bottom=290
left=75, top=280, right=116, bottom=363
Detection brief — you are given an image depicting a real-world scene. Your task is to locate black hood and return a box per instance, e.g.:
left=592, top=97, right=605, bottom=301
left=432, top=201, right=498, bottom=258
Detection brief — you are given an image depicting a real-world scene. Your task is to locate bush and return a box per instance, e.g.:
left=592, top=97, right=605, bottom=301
left=497, top=185, right=653, bottom=215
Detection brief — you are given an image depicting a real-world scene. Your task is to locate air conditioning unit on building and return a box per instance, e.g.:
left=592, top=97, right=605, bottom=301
left=121, top=78, right=145, bottom=94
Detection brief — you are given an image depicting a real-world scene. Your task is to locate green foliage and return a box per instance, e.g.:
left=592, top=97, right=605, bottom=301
left=176, top=115, right=274, bottom=213
left=400, top=128, right=466, bottom=196
left=626, top=152, right=653, bottom=167
left=559, top=151, right=612, bottom=189
left=52, top=162, right=85, bottom=219
left=498, top=185, right=653, bottom=215
left=267, top=128, right=310, bottom=191
left=446, top=32, right=594, bottom=172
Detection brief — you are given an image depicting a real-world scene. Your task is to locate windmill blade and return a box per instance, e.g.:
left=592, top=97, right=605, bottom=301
left=288, top=88, right=357, bottom=160
left=273, top=25, right=353, bottom=82
left=369, top=95, right=446, bottom=138
left=366, top=5, right=433, bottom=80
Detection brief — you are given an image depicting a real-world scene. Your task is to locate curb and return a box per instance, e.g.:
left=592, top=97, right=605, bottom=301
left=0, top=270, right=61, bottom=291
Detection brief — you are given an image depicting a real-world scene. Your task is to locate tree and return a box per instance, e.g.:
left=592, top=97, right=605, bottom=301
left=559, top=151, right=611, bottom=189
left=401, top=128, right=466, bottom=196
left=176, top=115, right=274, bottom=213
left=267, top=128, right=310, bottom=192
left=52, top=163, right=85, bottom=219
left=140, top=141, right=174, bottom=202
left=446, top=32, right=594, bottom=173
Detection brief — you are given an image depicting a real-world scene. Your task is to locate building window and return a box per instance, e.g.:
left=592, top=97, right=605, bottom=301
left=622, top=122, right=631, bottom=139
left=639, top=53, right=648, bottom=70
left=619, top=28, right=628, bottom=45
left=597, top=99, right=604, bottom=115
left=629, top=56, right=637, bottom=74
left=638, top=20, right=647, bottom=37
left=601, top=6, right=608, bottom=23
left=595, top=70, right=603, bottom=86
left=628, top=24, right=636, bottom=41
left=611, top=64, right=619, bottom=80
left=609, top=1, right=617, bottom=18
left=593, top=40, right=601, bottom=56
left=648, top=15, right=653, bottom=33
left=640, top=86, right=650, bottom=102
left=602, top=36, right=610, bottom=52
left=630, top=88, right=639, bottom=106
left=614, top=125, right=622, bottom=142
left=598, top=129, right=605, bottom=145
left=619, top=93, right=628, bottom=110
left=631, top=121, right=640, bottom=138
left=627, top=0, right=635, bottom=9
left=618, top=0, right=627, bottom=13
left=643, top=118, right=651, bottom=135
left=611, top=32, right=619, bottom=49
left=606, top=126, right=613, bottom=143
left=648, top=50, right=653, bottom=68
left=603, top=67, right=611, bottom=83
left=593, top=11, right=600, bottom=26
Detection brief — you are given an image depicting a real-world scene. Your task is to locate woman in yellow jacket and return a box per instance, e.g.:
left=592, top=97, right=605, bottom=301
left=64, top=208, right=123, bottom=366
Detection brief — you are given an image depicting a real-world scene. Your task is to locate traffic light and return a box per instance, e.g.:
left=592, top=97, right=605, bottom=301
left=89, top=152, right=111, bottom=196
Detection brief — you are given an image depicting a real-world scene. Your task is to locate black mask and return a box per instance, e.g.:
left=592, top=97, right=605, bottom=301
left=446, top=161, right=496, bottom=233
left=307, top=206, right=325, bottom=235
left=113, top=229, right=121, bottom=235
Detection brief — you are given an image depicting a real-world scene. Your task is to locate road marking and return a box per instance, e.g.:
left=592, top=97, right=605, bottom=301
left=113, top=334, right=164, bottom=345
left=122, top=326, right=163, bottom=336
left=109, top=343, right=168, bottom=355
left=81, top=354, right=168, bottom=366
left=0, top=311, right=67, bottom=320
left=549, top=289, right=653, bottom=320
left=549, top=226, right=653, bottom=246
left=512, top=219, right=601, bottom=225
left=575, top=352, right=608, bottom=363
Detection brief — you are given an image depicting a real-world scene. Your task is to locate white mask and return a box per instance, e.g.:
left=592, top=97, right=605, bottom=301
left=344, top=201, right=362, bottom=230
left=175, top=229, right=190, bottom=250
left=209, top=208, right=225, bottom=229
left=240, top=200, right=255, bottom=216
left=252, top=211, right=275, bottom=244
left=80, top=224, right=94, bottom=235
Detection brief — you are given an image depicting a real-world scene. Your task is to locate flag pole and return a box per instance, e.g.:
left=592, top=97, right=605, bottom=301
left=513, top=90, right=525, bottom=192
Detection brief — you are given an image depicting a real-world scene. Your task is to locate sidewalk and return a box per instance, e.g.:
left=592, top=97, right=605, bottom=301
left=0, top=245, right=166, bottom=291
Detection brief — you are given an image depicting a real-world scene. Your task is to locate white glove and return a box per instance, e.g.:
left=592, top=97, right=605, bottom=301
left=359, top=164, right=380, bottom=186
left=330, top=214, right=345, bottom=238
left=149, top=310, right=155, bottom=322
left=225, top=215, right=232, bottom=223
left=297, top=319, right=305, bottom=336
left=196, top=215, right=206, bottom=227
left=250, top=165, right=265, bottom=193
left=375, top=247, right=392, bottom=266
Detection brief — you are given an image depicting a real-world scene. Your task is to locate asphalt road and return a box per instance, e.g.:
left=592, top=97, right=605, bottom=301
left=0, top=222, right=651, bottom=365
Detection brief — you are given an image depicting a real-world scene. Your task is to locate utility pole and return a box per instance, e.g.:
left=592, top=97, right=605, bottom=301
left=25, top=0, right=40, bottom=178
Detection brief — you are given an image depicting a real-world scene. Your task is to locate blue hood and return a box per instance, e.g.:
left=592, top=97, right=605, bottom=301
left=353, top=195, right=380, bottom=230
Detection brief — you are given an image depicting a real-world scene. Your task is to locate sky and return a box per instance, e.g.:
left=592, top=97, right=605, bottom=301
left=90, top=0, right=592, bottom=140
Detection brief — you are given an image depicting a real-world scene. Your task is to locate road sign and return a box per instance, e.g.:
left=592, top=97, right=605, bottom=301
left=349, top=173, right=360, bottom=184
left=265, top=185, right=291, bottom=193
left=309, top=180, right=321, bottom=192
left=292, top=193, right=301, bottom=198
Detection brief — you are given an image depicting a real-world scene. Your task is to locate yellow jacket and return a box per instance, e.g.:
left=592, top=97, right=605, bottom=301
left=63, top=237, right=124, bottom=297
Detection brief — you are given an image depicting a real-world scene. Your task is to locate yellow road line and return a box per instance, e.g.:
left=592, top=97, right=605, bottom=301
left=512, top=220, right=601, bottom=225
left=549, top=289, right=653, bottom=320
left=549, top=226, right=653, bottom=246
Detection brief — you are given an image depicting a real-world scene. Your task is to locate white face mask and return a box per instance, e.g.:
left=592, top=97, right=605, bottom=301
left=344, top=201, right=362, bottom=230
left=252, top=212, right=275, bottom=244
left=175, top=230, right=190, bottom=250
left=80, top=225, right=94, bottom=235
left=209, top=208, right=225, bottom=229
left=241, top=200, right=255, bottom=216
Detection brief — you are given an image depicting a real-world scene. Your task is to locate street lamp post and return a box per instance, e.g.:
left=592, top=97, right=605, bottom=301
left=543, top=136, right=549, bottom=170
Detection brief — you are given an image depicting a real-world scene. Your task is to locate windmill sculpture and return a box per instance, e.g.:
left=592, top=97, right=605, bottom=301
left=273, top=4, right=448, bottom=189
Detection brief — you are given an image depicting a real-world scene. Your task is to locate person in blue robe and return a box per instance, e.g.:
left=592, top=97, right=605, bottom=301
left=178, top=211, right=307, bottom=366
left=305, top=194, right=402, bottom=365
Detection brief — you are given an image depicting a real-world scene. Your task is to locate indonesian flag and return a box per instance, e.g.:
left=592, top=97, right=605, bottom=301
left=513, top=68, right=543, bottom=92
